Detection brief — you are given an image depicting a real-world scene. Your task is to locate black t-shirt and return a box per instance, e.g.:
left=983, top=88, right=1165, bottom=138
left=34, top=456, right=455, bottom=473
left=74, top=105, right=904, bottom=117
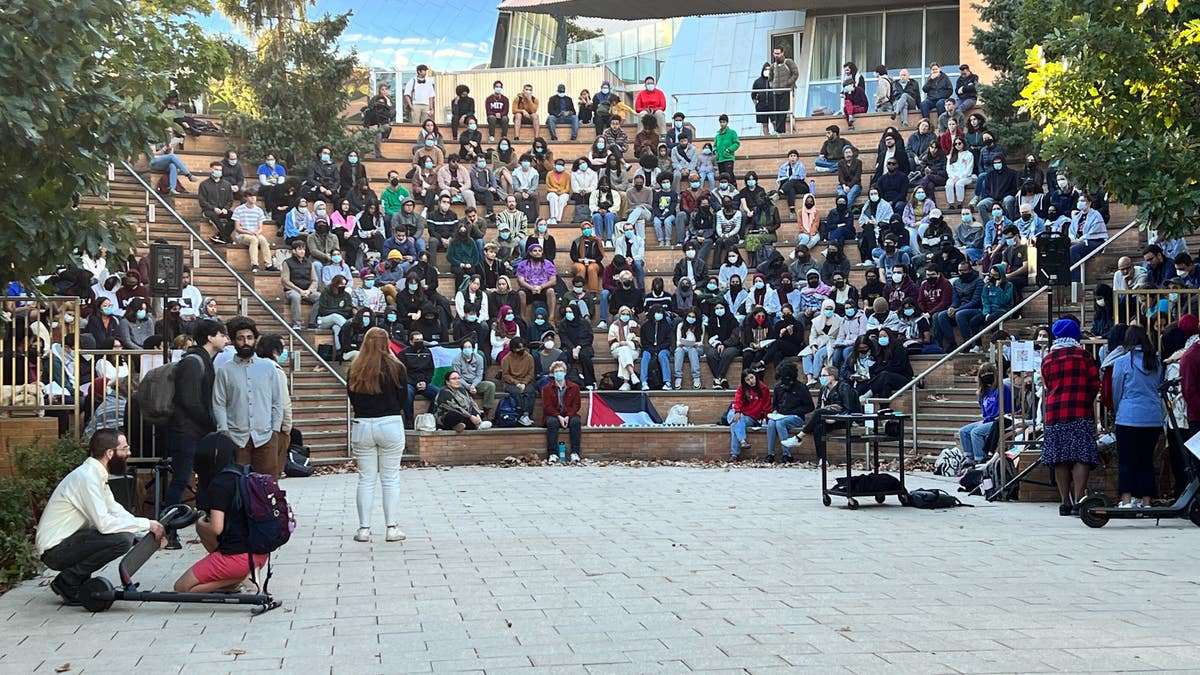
left=198, top=471, right=249, bottom=555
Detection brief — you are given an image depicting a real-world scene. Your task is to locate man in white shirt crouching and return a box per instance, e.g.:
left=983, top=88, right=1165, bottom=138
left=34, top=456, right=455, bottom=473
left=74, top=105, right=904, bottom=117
left=36, top=430, right=164, bottom=605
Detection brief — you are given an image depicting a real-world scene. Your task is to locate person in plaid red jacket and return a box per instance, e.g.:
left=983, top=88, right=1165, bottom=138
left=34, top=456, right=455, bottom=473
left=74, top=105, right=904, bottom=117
left=1039, top=318, right=1101, bottom=515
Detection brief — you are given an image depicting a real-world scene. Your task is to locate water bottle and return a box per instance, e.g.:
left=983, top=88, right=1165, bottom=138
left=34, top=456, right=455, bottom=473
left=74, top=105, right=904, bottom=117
left=558, top=442, right=567, bottom=463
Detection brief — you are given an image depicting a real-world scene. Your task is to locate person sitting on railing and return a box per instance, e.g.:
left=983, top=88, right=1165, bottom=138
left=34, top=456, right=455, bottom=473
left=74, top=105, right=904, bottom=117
left=933, top=260, right=983, bottom=351
left=1067, top=193, right=1107, bottom=282
left=955, top=207, right=985, bottom=263
left=958, top=362, right=1013, bottom=467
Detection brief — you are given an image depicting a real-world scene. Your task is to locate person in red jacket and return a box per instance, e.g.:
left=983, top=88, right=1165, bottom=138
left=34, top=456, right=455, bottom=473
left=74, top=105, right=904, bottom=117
left=726, top=370, right=772, bottom=461
left=542, top=360, right=582, bottom=463
left=1178, top=315, right=1200, bottom=438
left=917, top=267, right=953, bottom=316
left=634, top=76, right=667, bottom=135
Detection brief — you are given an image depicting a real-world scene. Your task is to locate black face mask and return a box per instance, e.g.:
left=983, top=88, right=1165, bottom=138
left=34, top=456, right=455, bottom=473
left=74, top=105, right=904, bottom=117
left=730, top=283, right=742, bottom=291
left=980, top=373, right=995, bottom=386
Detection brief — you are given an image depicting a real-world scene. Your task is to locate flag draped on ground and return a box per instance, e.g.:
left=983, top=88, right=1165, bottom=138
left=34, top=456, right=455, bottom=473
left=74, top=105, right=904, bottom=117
left=586, top=391, right=663, bottom=427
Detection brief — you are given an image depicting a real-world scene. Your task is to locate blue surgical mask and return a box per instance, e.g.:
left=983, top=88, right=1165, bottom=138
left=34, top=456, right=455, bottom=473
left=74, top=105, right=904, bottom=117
left=903, top=308, right=915, bottom=317
left=494, top=86, right=503, bottom=94
left=535, top=318, right=545, bottom=325
left=538, top=224, right=548, bottom=233
left=135, top=309, right=147, bottom=320
left=619, top=314, right=630, bottom=323
left=477, top=160, right=487, bottom=168
left=469, top=123, right=477, bottom=131
left=1003, top=237, right=1015, bottom=246
left=361, top=316, right=371, bottom=327
left=520, top=161, right=531, bottom=169
left=746, top=179, right=757, bottom=187
left=715, top=307, right=726, bottom=317
left=915, top=192, right=926, bottom=200
left=500, top=231, right=510, bottom=239
left=500, top=143, right=509, bottom=151
left=365, top=279, right=376, bottom=288
left=702, top=149, right=712, bottom=155
left=555, top=164, right=565, bottom=172
left=424, top=161, right=433, bottom=169
left=823, top=309, right=834, bottom=318
left=654, top=312, right=664, bottom=321
left=583, top=228, right=593, bottom=237
left=601, top=87, right=610, bottom=94
left=661, top=183, right=671, bottom=190
left=993, top=162, right=1004, bottom=171
left=962, top=214, right=973, bottom=223
left=845, top=308, right=856, bottom=317
left=690, top=181, right=701, bottom=189
left=754, top=281, right=765, bottom=290
left=386, top=313, right=397, bottom=323
left=870, top=194, right=880, bottom=202
left=707, top=283, right=717, bottom=291
left=408, top=282, right=419, bottom=291
left=463, top=347, right=475, bottom=357
left=505, top=313, right=515, bottom=321
left=276, top=350, right=290, bottom=365
left=211, top=170, right=223, bottom=180
left=878, top=335, right=890, bottom=347
left=331, top=254, right=342, bottom=263
left=674, top=120, right=682, bottom=128
left=564, top=312, right=575, bottom=321
left=1077, top=200, right=1087, bottom=210
left=624, top=230, right=634, bottom=239
left=320, top=153, right=331, bottom=162
left=554, top=371, right=566, bottom=382
left=992, top=209, right=1003, bottom=218
left=348, top=156, right=358, bottom=164
left=686, top=316, right=697, bottom=324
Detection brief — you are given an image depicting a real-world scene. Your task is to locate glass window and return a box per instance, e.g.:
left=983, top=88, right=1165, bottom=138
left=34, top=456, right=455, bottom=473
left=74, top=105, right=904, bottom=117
left=639, top=24, right=654, bottom=53
left=885, top=11, right=923, bottom=70
left=771, top=33, right=796, bottom=63
left=925, top=8, right=960, bottom=67
left=809, top=16, right=843, bottom=81
left=846, top=14, right=883, bottom=73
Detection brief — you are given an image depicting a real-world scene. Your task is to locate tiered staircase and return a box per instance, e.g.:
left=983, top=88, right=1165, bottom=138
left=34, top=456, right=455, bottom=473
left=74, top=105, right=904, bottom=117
left=81, top=110, right=1143, bottom=464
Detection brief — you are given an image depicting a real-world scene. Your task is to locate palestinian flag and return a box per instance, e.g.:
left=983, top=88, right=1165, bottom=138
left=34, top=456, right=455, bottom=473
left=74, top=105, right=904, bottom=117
left=587, top=391, right=663, bottom=427
left=431, top=345, right=460, bottom=386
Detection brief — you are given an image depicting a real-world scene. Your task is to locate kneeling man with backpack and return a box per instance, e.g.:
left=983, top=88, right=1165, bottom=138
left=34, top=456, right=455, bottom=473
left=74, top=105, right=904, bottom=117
left=175, top=434, right=293, bottom=592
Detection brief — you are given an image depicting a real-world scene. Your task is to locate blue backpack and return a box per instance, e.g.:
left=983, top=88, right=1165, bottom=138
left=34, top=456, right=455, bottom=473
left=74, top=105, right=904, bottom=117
left=493, top=396, right=521, bottom=428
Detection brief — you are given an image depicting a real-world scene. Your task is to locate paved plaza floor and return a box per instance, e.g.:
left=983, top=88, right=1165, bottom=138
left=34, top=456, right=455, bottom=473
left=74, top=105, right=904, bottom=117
left=2, top=464, right=1199, bottom=674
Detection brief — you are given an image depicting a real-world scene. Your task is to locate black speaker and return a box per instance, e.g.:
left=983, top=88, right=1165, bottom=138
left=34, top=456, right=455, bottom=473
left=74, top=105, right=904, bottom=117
left=148, top=243, right=184, bottom=297
left=1036, top=232, right=1071, bottom=286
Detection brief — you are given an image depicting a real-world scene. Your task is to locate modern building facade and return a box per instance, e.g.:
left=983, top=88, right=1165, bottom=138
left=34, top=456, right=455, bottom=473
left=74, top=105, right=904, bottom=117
left=496, top=1, right=987, bottom=137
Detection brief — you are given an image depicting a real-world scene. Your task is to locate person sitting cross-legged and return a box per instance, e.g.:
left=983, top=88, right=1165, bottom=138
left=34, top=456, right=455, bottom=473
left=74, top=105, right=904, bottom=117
left=783, top=365, right=859, bottom=465
left=36, top=429, right=165, bottom=605
left=434, top=370, right=492, bottom=431
left=174, top=433, right=270, bottom=593
left=542, top=360, right=582, bottom=462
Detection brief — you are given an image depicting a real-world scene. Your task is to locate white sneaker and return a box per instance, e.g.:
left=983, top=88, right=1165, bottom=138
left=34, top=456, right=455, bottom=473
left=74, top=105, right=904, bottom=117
left=603, top=241, right=613, bottom=249
left=518, top=414, right=534, bottom=427
left=548, top=454, right=559, bottom=463
left=569, top=452, right=580, bottom=463
left=354, top=527, right=371, bottom=542
left=385, top=526, right=406, bottom=542
left=598, top=321, right=607, bottom=329
left=662, top=383, right=672, bottom=390
left=619, top=382, right=631, bottom=391
left=478, top=420, right=493, bottom=430
left=780, top=436, right=801, bottom=448
left=641, top=383, right=650, bottom=391
left=1117, top=501, right=1137, bottom=509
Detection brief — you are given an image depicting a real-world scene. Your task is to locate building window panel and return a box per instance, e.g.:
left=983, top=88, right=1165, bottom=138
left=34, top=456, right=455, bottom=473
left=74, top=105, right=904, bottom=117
left=846, top=14, right=883, bottom=74
left=810, top=15, right=843, bottom=81
left=884, top=11, right=923, bottom=70
left=925, top=8, right=960, bottom=67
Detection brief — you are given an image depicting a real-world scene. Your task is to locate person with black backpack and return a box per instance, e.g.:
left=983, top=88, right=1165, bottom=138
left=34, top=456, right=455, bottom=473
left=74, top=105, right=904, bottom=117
left=163, top=320, right=228, bottom=549
left=174, top=434, right=269, bottom=593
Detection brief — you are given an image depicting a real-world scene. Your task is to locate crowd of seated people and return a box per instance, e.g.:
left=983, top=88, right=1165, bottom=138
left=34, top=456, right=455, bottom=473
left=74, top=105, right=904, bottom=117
left=118, top=71, right=1187, bottom=469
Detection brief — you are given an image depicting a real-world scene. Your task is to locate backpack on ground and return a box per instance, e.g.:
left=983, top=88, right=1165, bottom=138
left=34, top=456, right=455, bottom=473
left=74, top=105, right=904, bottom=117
left=222, top=465, right=295, bottom=555
left=934, top=447, right=968, bottom=477
left=284, top=443, right=313, bottom=478
left=982, top=455, right=1019, bottom=500
left=907, top=488, right=972, bottom=509
left=493, top=396, right=521, bottom=428
left=598, top=370, right=621, bottom=391
left=137, top=353, right=201, bottom=425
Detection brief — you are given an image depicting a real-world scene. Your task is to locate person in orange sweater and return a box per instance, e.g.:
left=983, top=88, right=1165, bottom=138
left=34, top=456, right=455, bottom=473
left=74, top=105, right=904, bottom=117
left=725, top=370, right=772, bottom=461
left=546, top=158, right=572, bottom=223
left=541, top=361, right=582, bottom=462
left=512, top=84, right=540, bottom=141
left=501, top=336, right=536, bottom=426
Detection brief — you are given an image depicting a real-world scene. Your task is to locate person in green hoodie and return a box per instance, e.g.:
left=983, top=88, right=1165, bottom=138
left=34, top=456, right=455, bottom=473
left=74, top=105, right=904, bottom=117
left=713, top=114, right=741, bottom=187
left=380, top=170, right=412, bottom=232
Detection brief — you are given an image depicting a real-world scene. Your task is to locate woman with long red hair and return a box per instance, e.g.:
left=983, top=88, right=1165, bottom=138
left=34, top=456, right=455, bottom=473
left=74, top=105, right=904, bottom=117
left=347, top=327, right=408, bottom=543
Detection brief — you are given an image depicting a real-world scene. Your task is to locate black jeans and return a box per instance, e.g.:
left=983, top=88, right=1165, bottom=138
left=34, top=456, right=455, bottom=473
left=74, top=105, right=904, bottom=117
left=546, top=416, right=582, bottom=453
left=164, top=430, right=198, bottom=508
left=803, top=407, right=847, bottom=461
left=1116, top=424, right=1160, bottom=498
left=41, top=528, right=135, bottom=591
left=780, top=178, right=809, bottom=207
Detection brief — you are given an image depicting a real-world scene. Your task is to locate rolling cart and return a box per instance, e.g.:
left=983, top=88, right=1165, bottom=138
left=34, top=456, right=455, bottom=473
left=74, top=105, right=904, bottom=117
left=821, top=411, right=910, bottom=509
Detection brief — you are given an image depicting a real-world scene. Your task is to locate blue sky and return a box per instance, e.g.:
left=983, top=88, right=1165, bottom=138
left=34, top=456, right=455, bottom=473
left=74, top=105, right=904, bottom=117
left=199, top=0, right=499, bottom=71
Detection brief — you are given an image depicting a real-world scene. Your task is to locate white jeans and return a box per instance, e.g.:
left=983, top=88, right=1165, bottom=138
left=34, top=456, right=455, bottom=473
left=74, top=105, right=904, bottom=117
left=946, top=175, right=976, bottom=204
left=547, top=192, right=570, bottom=220
left=352, top=415, right=406, bottom=528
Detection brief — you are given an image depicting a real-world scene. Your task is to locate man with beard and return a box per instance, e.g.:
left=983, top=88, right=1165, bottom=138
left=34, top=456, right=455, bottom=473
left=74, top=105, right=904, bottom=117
left=212, top=316, right=283, bottom=476
left=36, top=429, right=165, bottom=605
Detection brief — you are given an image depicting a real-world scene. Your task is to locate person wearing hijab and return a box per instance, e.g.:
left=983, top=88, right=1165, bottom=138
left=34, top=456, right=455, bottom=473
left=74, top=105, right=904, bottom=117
left=704, top=300, right=740, bottom=389
left=797, top=194, right=820, bottom=248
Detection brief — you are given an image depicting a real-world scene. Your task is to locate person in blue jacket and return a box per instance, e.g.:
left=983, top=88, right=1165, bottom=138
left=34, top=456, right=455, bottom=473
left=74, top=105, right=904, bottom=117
left=958, top=362, right=1012, bottom=465
left=1111, top=324, right=1164, bottom=508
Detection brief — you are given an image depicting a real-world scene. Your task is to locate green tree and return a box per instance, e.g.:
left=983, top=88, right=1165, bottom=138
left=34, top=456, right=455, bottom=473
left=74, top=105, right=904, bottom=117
left=0, top=0, right=229, bottom=287
left=1019, top=0, right=1200, bottom=237
left=969, top=0, right=1037, bottom=153
left=214, top=3, right=372, bottom=168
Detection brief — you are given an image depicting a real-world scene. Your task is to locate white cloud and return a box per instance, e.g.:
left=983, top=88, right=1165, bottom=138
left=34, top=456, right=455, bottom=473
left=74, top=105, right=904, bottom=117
left=433, top=48, right=474, bottom=59
left=344, top=33, right=380, bottom=43
left=400, top=37, right=432, bottom=46
left=379, top=36, right=402, bottom=45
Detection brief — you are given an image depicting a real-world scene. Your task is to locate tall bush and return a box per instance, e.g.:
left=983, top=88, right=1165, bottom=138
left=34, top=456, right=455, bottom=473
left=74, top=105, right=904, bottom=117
left=0, top=436, right=85, bottom=591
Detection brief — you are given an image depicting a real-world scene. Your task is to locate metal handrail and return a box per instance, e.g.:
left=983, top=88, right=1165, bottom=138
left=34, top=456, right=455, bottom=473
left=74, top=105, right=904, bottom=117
left=671, top=88, right=795, bottom=121
left=119, top=160, right=347, bottom=389
left=867, top=219, right=1141, bottom=441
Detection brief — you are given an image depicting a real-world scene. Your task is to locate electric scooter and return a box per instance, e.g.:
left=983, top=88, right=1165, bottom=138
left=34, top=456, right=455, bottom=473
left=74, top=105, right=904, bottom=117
left=78, top=504, right=282, bottom=614
left=1079, top=379, right=1200, bottom=528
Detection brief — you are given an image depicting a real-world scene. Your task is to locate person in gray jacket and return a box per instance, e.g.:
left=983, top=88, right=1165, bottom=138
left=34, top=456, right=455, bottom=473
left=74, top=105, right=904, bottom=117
left=451, top=338, right=496, bottom=416
left=212, top=316, right=283, bottom=476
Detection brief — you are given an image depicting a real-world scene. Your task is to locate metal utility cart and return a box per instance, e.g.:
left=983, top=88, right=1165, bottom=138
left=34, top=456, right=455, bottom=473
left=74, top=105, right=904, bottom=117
left=820, top=411, right=910, bottom=509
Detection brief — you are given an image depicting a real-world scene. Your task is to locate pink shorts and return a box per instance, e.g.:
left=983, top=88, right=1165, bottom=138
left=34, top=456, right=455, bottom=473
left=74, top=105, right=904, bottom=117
left=190, top=550, right=269, bottom=585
